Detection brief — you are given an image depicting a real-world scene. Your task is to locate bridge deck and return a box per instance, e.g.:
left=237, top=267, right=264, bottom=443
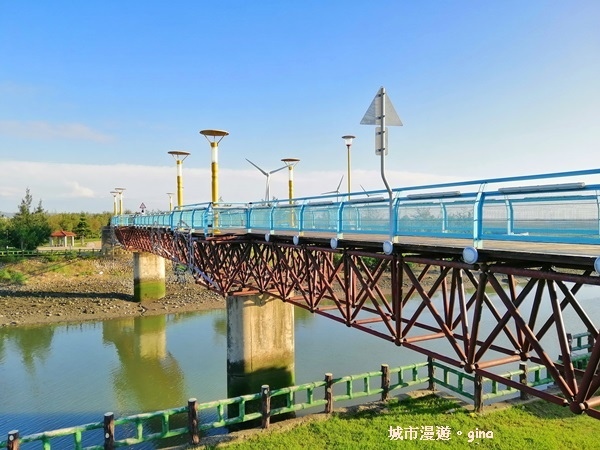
left=236, top=231, right=600, bottom=268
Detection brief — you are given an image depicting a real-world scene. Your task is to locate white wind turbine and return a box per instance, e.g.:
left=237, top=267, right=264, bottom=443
left=322, top=176, right=344, bottom=201
left=246, top=158, right=287, bottom=202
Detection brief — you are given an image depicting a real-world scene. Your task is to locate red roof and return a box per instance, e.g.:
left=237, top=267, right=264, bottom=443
left=50, top=230, right=77, bottom=237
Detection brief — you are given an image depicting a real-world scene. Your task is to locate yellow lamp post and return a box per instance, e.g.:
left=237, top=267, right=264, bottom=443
left=114, top=187, right=126, bottom=215
left=166, top=193, right=175, bottom=211
left=167, top=151, right=190, bottom=208
left=341, top=135, right=355, bottom=199
left=282, top=157, right=300, bottom=228
left=110, top=191, right=119, bottom=215
left=281, top=158, right=300, bottom=204
left=199, top=129, right=229, bottom=205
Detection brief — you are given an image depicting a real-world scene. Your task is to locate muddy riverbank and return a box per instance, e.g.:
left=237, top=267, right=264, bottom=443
left=0, top=254, right=224, bottom=327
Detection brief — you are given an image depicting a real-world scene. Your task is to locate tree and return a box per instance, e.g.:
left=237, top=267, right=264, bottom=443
left=8, top=188, right=52, bottom=250
left=73, top=214, right=92, bottom=245
left=0, top=216, right=9, bottom=249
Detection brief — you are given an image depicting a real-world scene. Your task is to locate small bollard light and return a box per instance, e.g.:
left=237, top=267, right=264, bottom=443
left=265, top=233, right=270, bottom=242
left=463, top=246, right=479, bottom=264
left=293, top=235, right=300, bottom=246
left=383, top=240, right=394, bottom=255
left=594, top=257, right=600, bottom=274
left=330, top=238, right=338, bottom=249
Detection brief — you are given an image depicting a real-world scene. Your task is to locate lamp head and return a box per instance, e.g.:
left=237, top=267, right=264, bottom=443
left=200, top=129, right=229, bottom=144
left=342, top=135, right=356, bottom=147
left=168, top=150, right=191, bottom=161
left=281, top=157, right=300, bottom=168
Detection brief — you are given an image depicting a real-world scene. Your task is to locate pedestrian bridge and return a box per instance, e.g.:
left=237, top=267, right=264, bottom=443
left=112, top=167, right=600, bottom=419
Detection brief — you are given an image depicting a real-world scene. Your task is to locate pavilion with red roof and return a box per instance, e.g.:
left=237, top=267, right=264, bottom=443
left=49, top=230, right=76, bottom=247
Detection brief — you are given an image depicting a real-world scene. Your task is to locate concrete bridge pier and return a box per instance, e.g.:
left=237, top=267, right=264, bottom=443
left=227, top=292, right=295, bottom=417
left=133, top=252, right=166, bottom=302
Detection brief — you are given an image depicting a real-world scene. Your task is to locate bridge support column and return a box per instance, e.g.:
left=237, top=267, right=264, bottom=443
left=133, top=252, right=166, bottom=302
left=227, top=293, right=295, bottom=417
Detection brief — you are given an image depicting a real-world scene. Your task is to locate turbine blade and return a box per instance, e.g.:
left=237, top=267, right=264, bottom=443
left=269, top=165, right=287, bottom=175
left=336, top=176, right=344, bottom=191
left=246, top=158, right=268, bottom=176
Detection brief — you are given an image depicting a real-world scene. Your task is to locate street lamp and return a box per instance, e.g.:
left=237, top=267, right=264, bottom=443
left=166, top=192, right=175, bottom=211
left=342, top=135, right=355, bottom=199
left=281, top=158, right=300, bottom=203
left=110, top=191, right=119, bottom=216
left=167, top=150, right=191, bottom=208
left=199, top=129, right=229, bottom=205
left=114, top=187, right=126, bottom=215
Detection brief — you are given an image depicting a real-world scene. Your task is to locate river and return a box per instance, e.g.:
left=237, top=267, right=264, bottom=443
left=1, top=285, right=598, bottom=447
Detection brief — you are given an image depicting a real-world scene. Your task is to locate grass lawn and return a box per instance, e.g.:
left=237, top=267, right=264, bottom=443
left=206, top=392, right=600, bottom=449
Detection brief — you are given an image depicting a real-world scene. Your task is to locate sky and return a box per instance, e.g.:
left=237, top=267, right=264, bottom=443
left=0, top=1, right=599, bottom=214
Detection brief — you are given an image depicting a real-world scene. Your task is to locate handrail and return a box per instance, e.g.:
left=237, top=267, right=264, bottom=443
left=111, top=168, right=600, bottom=248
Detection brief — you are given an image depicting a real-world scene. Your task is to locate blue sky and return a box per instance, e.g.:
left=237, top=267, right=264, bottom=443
left=1, top=1, right=598, bottom=213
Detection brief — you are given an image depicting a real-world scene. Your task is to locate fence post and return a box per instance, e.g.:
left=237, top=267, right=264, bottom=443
left=325, top=373, right=333, bottom=413
left=519, top=363, right=529, bottom=400
left=261, top=385, right=271, bottom=429
left=103, top=412, right=115, bottom=450
left=7, top=430, right=19, bottom=450
left=473, top=374, right=483, bottom=413
left=381, top=364, right=390, bottom=401
left=588, top=332, right=595, bottom=354
left=188, top=398, right=200, bottom=445
left=427, top=356, right=436, bottom=391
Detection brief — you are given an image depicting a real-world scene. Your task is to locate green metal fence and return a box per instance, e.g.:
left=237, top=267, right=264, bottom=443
left=2, top=349, right=593, bottom=449
left=0, top=249, right=100, bottom=258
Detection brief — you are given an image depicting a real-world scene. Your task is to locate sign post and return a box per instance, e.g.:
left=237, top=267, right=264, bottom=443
left=360, top=87, right=402, bottom=241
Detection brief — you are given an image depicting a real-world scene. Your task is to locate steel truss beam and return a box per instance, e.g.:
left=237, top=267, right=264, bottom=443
left=114, top=227, right=600, bottom=418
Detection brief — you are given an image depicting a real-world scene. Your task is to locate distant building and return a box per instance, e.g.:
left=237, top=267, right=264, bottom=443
left=49, top=230, right=76, bottom=247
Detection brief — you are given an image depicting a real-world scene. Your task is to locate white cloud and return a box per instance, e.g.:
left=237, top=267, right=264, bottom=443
left=0, top=120, right=114, bottom=143
left=0, top=160, right=460, bottom=214
left=63, top=181, right=95, bottom=198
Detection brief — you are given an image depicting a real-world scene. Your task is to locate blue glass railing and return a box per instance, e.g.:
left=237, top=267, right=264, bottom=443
left=111, top=168, right=600, bottom=247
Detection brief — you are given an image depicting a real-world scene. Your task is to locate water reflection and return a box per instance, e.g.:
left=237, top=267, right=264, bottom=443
left=102, top=316, right=185, bottom=412
left=0, top=325, right=55, bottom=374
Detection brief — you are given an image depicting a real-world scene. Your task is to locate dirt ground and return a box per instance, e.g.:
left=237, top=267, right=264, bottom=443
left=0, top=254, right=225, bottom=327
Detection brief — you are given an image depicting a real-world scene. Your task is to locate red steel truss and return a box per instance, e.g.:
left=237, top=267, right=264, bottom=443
left=114, top=226, right=600, bottom=418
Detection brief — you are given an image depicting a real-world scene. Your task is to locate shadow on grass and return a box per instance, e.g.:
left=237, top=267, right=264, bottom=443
left=335, top=393, right=461, bottom=421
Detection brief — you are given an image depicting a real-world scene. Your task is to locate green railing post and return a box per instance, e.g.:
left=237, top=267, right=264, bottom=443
left=325, top=373, right=333, bottom=413
left=7, top=430, right=19, bottom=450
left=261, top=385, right=271, bottom=429
left=427, top=356, right=436, bottom=391
left=103, top=412, right=114, bottom=450
left=381, top=364, right=390, bottom=401
left=519, top=363, right=529, bottom=400
left=474, top=374, right=483, bottom=413
left=188, top=398, right=200, bottom=445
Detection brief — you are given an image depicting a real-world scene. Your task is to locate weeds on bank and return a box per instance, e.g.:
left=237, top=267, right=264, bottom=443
left=0, top=268, right=26, bottom=285
left=216, top=394, right=599, bottom=450
left=0, top=253, right=131, bottom=282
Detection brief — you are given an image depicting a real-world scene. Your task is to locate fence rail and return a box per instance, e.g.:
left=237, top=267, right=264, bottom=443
left=2, top=347, right=592, bottom=449
left=0, top=248, right=100, bottom=258
left=111, top=168, right=600, bottom=247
